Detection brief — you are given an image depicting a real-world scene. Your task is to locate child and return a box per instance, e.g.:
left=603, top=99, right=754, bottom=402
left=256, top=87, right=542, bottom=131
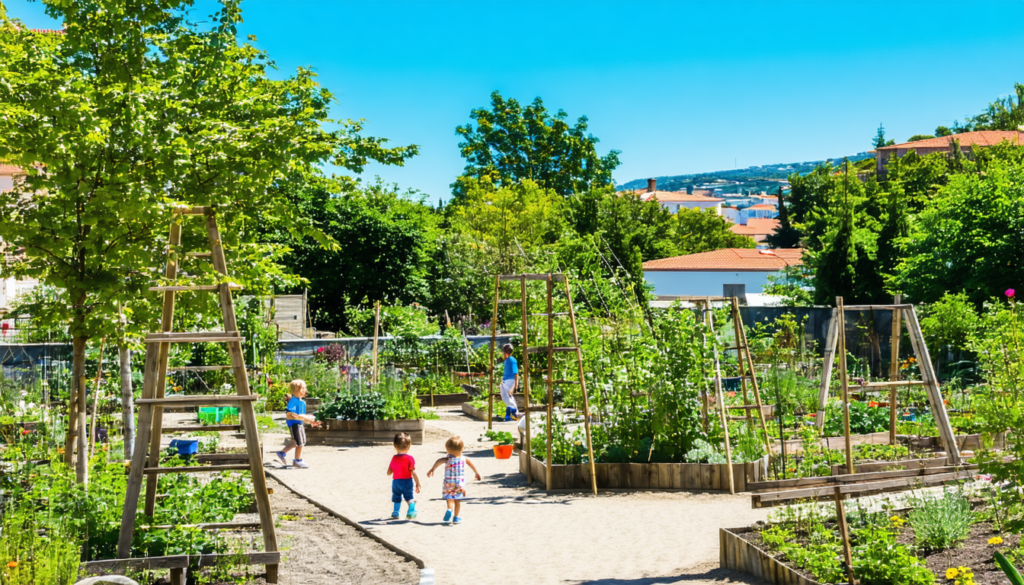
left=426, top=436, right=481, bottom=524
left=275, top=380, right=321, bottom=468
left=387, top=432, right=421, bottom=519
left=499, top=344, right=520, bottom=422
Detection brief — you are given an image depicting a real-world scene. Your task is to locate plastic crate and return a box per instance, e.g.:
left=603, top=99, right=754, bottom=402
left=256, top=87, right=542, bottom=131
left=199, top=407, right=222, bottom=424
left=169, top=439, right=199, bottom=456
left=219, top=407, right=239, bottom=418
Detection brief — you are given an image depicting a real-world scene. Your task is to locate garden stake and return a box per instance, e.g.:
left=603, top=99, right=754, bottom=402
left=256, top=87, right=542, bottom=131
left=889, top=294, right=901, bottom=445
left=562, top=275, right=598, bottom=495
left=89, top=336, right=107, bottom=458
left=730, top=297, right=772, bottom=456
left=708, top=305, right=735, bottom=494
left=487, top=275, right=499, bottom=429
left=837, top=296, right=854, bottom=474
left=372, top=300, right=381, bottom=386
left=520, top=275, right=532, bottom=486
left=815, top=307, right=839, bottom=431
left=833, top=486, right=856, bottom=585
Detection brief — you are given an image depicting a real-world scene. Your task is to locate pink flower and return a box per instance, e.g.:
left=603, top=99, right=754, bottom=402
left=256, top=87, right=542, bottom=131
left=1007, top=288, right=1016, bottom=298
left=316, top=347, right=325, bottom=353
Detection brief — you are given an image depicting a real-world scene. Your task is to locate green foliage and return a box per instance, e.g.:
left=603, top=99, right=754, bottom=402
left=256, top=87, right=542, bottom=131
left=907, top=134, right=935, bottom=143
left=907, top=490, right=975, bottom=552
left=684, top=439, right=726, bottom=464
left=672, top=207, right=755, bottom=253
left=964, top=83, right=1024, bottom=131
left=872, top=123, right=895, bottom=149
left=823, top=400, right=891, bottom=436
left=766, top=186, right=802, bottom=249
left=995, top=551, right=1024, bottom=585
left=852, top=525, right=935, bottom=585
left=453, top=91, right=620, bottom=199
left=919, top=292, right=977, bottom=354
left=483, top=430, right=514, bottom=446
left=317, top=385, right=424, bottom=421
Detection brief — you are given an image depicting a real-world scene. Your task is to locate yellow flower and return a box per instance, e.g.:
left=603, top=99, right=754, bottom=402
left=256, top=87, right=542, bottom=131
left=989, top=536, right=1004, bottom=545
left=946, top=568, right=959, bottom=580
left=889, top=515, right=906, bottom=527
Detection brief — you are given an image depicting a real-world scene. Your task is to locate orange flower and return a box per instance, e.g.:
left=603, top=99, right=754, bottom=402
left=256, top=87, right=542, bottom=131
left=7, top=561, right=16, bottom=568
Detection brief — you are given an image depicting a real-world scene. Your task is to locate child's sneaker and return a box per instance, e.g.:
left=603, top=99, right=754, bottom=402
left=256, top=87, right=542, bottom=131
left=407, top=510, right=417, bottom=519
left=452, top=516, right=462, bottom=524
left=275, top=451, right=287, bottom=466
left=443, top=510, right=453, bottom=523
left=390, top=511, right=400, bottom=519
left=293, top=459, right=309, bottom=469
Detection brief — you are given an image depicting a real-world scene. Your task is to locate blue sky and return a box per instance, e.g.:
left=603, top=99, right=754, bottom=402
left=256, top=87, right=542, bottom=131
left=6, top=0, right=1023, bottom=201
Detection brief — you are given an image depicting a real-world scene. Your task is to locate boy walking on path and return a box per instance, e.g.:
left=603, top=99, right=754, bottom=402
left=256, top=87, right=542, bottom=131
left=276, top=379, right=321, bottom=468
left=387, top=432, right=421, bottom=519
left=499, top=343, right=521, bottom=421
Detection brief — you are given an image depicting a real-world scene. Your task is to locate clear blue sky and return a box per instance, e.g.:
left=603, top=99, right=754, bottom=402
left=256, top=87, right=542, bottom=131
left=6, top=0, right=1024, bottom=201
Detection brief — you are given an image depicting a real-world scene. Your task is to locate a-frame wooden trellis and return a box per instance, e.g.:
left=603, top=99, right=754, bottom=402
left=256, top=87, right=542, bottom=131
left=487, top=273, right=598, bottom=494
left=815, top=295, right=962, bottom=472
left=652, top=295, right=773, bottom=493
left=117, top=207, right=278, bottom=582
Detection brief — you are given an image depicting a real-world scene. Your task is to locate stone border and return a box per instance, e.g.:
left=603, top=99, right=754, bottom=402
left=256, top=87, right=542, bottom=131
left=720, top=527, right=819, bottom=585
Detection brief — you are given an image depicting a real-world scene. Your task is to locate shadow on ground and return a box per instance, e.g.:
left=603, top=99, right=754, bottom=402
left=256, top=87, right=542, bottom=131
left=570, top=566, right=767, bottom=585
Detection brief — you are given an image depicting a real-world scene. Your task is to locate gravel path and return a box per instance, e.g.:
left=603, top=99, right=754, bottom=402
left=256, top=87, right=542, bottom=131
left=263, top=409, right=770, bottom=585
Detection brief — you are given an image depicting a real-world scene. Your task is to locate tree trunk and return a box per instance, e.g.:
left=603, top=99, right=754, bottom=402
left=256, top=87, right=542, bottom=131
left=71, top=335, right=88, bottom=484
left=120, top=345, right=134, bottom=460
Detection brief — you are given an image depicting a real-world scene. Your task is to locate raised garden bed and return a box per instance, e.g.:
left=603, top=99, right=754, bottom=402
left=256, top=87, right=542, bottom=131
left=769, top=430, right=1002, bottom=455
left=417, top=392, right=469, bottom=407
left=462, top=402, right=489, bottom=421
left=518, top=450, right=765, bottom=492
left=720, top=527, right=816, bottom=585
left=305, top=419, right=425, bottom=445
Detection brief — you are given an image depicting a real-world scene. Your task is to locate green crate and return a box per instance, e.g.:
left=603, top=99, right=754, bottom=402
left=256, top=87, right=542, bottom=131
left=199, top=407, right=222, bottom=424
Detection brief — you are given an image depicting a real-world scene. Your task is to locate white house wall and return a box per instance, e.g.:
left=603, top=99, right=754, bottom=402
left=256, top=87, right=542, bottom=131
left=643, top=270, right=777, bottom=297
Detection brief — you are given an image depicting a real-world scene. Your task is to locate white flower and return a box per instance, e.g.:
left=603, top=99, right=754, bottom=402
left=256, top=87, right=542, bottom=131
left=19, top=391, right=27, bottom=397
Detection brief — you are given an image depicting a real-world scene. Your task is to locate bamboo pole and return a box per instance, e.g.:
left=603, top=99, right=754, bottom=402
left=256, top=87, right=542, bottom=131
left=520, top=276, right=532, bottom=486
left=545, top=275, right=554, bottom=491
left=77, top=374, right=88, bottom=485
left=834, top=486, right=856, bottom=584
left=837, top=296, right=854, bottom=474
left=489, top=274, right=501, bottom=430
left=816, top=308, right=839, bottom=431
left=710, top=302, right=735, bottom=494
left=730, top=299, right=753, bottom=425
left=563, top=275, right=597, bottom=495
left=699, top=300, right=711, bottom=435
left=89, top=337, right=107, bottom=458
left=731, top=298, right=772, bottom=455
left=372, top=300, right=381, bottom=386
left=889, top=294, right=902, bottom=446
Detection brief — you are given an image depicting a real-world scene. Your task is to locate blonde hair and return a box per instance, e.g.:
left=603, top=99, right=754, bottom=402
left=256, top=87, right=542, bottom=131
left=445, top=435, right=465, bottom=455
left=288, top=379, right=307, bottom=395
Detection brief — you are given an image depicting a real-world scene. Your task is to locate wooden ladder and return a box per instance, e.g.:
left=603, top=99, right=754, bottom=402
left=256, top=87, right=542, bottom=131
left=814, top=296, right=962, bottom=472
left=487, top=273, right=598, bottom=494
left=117, top=207, right=279, bottom=582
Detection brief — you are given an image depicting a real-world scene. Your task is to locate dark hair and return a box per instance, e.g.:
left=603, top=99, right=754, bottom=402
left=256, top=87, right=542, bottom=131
left=393, top=432, right=411, bottom=450
left=502, top=343, right=513, bottom=354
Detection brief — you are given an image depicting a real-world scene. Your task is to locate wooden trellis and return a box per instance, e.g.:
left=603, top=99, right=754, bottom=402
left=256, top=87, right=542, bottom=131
left=815, top=295, right=962, bottom=472
left=487, top=273, right=598, bottom=494
left=117, top=207, right=278, bottom=582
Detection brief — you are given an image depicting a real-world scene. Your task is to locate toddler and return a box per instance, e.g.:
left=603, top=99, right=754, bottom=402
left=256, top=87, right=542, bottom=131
left=275, top=379, right=320, bottom=468
left=426, top=436, right=481, bottom=524
left=387, top=432, right=421, bottom=519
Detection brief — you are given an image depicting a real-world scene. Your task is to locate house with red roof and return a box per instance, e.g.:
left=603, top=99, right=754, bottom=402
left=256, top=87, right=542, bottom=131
left=0, top=163, right=37, bottom=314
left=728, top=218, right=780, bottom=244
left=642, top=248, right=803, bottom=301
left=634, top=179, right=724, bottom=215
left=875, top=130, right=1023, bottom=178
left=739, top=203, right=778, bottom=224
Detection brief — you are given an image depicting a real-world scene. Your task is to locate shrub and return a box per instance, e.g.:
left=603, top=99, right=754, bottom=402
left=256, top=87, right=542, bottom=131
left=853, top=526, right=935, bottom=585
left=908, top=490, right=974, bottom=551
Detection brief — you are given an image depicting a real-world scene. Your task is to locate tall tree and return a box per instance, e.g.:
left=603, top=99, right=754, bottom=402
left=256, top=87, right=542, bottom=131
left=877, top=159, right=910, bottom=284
left=0, top=1, right=414, bottom=480
left=810, top=165, right=858, bottom=304
left=872, top=123, right=895, bottom=148
left=766, top=186, right=801, bottom=248
left=965, top=83, right=1024, bottom=131
left=672, top=207, right=755, bottom=254
left=453, top=91, right=621, bottom=199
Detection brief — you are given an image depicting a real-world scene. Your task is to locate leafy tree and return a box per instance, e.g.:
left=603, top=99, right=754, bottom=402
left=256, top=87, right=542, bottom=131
left=811, top=186, right=857, bottom=305
left=876, top=164, right=910, bottom=284
left=672, top=207, right=755, bottom=254
left=453, top=91, right=621, bottom=199
left=935, top=126, right=952, bottom=137
left=919, top=292, right=977, bottom=372
left=965, top=83, right=1024, bottom=131
left=907, top=134, right=935, bottom=143
left=764, top=265, right=814, bottom=306
left=872, top=123, right=895, bottom=148
left=895, top=147, right=1024, bottom=304
left=767, top=186, right=801, bottom=248
left=0, top=1, right=414, bottom=480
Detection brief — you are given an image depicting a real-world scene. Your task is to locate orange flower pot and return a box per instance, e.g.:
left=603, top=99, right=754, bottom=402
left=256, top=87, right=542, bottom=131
left=493, top=444, right=513, bottom=459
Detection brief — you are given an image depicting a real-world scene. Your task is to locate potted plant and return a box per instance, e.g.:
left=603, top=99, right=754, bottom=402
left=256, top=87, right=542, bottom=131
left=485, top=430, right=515, bottom=459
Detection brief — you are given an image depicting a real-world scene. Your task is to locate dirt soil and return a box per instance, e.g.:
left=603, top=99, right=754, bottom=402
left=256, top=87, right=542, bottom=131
left=262, top=407, right=771, bottom=585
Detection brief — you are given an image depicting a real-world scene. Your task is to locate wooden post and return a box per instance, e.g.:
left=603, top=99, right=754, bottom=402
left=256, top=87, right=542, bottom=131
left=834, top=486, right=856, bottom=584
left=902, top=306, right=962, bottom=466
left=118, top=343, right=160, bottom=558
left=730, top=299, right=753, bottom=424
left=563, top=275, right=598, bottom=495
left=836, top=296, right=854, bottom=474
left=710, top=306, right=735, bottom=494
left=699, top=300, right=711, bottom=435
left=372, top=300, right=381, bottom=386
left=889, top=294, right=902, bottom=446
left=816, top=307, right=839, bottom=431
left=520, top=276, right=532, bottom=486
left=545, top=275, right=554, bottom=491
left=89, top=337, right=107, bottom=458
left=488, top=276, right=499, bottom=430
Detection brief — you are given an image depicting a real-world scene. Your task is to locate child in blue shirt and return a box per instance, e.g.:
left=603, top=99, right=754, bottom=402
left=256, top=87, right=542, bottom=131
left=276, top=380, right=320, bottom=468
left=499, top=344, right=520, bottom=421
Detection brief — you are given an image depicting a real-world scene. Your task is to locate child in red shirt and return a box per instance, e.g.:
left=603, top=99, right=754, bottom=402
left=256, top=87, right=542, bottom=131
left=387, top=432, right=421, bottom=519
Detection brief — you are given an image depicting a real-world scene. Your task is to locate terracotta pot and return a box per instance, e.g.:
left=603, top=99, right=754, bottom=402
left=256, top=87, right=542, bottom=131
left=493, top=444, right=513, bottom=459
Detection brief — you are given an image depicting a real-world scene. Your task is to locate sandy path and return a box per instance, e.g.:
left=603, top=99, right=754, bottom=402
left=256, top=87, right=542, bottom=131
left=264, top=411, right=770, bottom=585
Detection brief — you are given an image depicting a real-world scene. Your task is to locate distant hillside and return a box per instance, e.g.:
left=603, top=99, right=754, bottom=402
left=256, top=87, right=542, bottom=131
left=618, top=152, right=874, bottom=194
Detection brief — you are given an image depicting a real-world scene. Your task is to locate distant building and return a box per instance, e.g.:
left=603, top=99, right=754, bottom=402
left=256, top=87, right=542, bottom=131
left=0, top=163, right=21, bottom=191
left=739, top=203, right=779, bottom=224
left=0, top=164, right=38, bottom=317
left=721, top=206, right=739, bottom=224
left=876, top=130, right=1023, bottom=178
left=642, top=248, right=803, bottom=300
left=635, top=178, right=724, bottom=214
left=728, top=218, right=780, bottom=244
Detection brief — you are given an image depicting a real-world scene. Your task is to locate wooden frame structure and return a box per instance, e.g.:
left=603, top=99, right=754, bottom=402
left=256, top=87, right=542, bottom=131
left=814, top=296, right=962, bottom=471
left=487, top=273, right=598, bottom=494
left=117, top=207, right=278, bottom=582
left=654, top=295, right=773, bottom=494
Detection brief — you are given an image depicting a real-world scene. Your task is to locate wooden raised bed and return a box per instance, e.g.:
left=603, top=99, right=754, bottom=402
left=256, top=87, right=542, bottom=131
left=518, top=450, right=765, bottom=492
left=81, top=551, right=281, bottom=585
left=461, top=402, right=490, bottom=421
left=770, top=430, right=1003, bottom=455
left=720, top=527, right=818, bottom=585
left=305, top=419, right=425, bottom=445
left=417, top=392, right=470, bottom=407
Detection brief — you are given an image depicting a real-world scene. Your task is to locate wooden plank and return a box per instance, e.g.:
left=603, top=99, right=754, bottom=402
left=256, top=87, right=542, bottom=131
left=629, top=463, right=646, bottom=489
left=890, top=294, right=902, bottom=445
left=83, top=555, right=190, bottom=573
left=902, top=307, right=962, bottom=466
left=836, top=296, right=854, bottom=474
left=563, top=462, right=578, bottom=489
left=138, top=521, right=262, bottom=531
left=164, top=424, right=242, bottom=433
left=499, top=273, right=565, bottom=282
left=816, top=307, right=839, bottom=430
left=732, top=463, right=746, bottom=493
left=834, top=488, right=855, bottom=583
left=842, top=304, right=912, bottom=310
left=699, top=464, right=711, bottom=490
left=193, top=551, right=281, bottom=568
left=168, top=365, right=233, bottom=372
left=607, top=463, right=621, bottom=489
left=682, top=464, right=698, bottom=490
left=137, top=395, right=258, bottom=407
left=596, top=463, right=609, bottom=488
left=144, top=333, right=244, bottom=343
left=549, top=464, right=566, bottom=491
left=148, top=284, right=242, bottom=292
left=526, top=346, right=578, bottom=354
left=117, top=342, right=160, bottom=558
left=752, top=469, right=974, bottom=507
left=852, top=380, right=925, bottom=388
left=144, top=464, right=250, bottom=474
left=658, top=463, right=673, bottom=490
left=747, top=464, right=975, bottom=492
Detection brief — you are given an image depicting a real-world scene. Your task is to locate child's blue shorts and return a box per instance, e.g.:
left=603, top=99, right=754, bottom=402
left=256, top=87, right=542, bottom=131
left=392, top=478, right=415, bottom=503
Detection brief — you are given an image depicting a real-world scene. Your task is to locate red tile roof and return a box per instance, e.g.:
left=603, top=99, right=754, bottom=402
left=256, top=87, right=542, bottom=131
left=746, top=204, right=777, bottom=210
left=877, top=130, right=1023, bottom=151
left=639, top=190, right=724, bottom=203
left=642, top=248, right=803, bottom=271
left=729, top=218, right=780, bottom=236
left=0, top=164, right=23, bottom=174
